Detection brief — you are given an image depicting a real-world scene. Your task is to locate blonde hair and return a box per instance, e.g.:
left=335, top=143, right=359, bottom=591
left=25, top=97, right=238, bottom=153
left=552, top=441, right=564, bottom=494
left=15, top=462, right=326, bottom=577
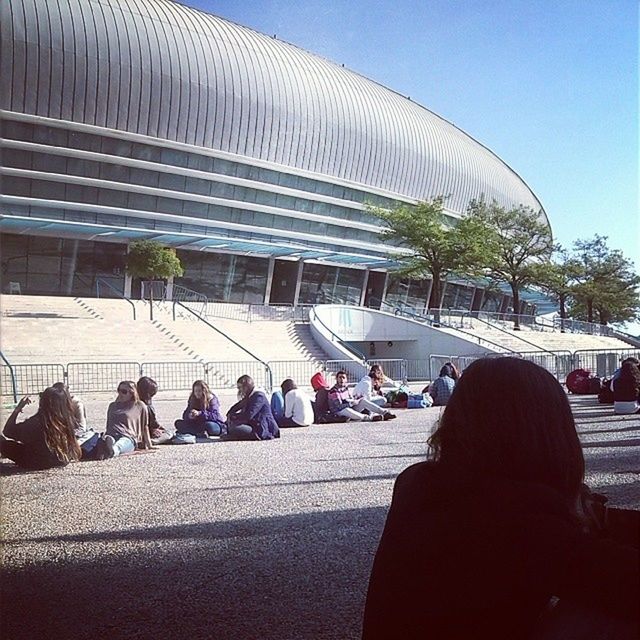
left=116, top=380, right=140, bottom=403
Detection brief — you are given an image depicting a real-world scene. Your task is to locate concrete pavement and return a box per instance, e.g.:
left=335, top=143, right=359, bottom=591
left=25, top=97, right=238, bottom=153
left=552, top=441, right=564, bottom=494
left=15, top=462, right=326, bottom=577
left=1, top=395, right=638, bottom=640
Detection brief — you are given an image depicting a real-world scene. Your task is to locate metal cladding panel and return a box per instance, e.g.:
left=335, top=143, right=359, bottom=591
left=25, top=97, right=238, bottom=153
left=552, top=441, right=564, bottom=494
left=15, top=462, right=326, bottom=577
left=2, top=0, right=545, bottom=219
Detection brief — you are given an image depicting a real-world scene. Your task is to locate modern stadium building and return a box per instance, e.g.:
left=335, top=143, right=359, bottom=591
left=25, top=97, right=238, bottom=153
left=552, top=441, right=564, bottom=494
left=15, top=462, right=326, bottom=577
left=0, top=0, right=547, bottom=314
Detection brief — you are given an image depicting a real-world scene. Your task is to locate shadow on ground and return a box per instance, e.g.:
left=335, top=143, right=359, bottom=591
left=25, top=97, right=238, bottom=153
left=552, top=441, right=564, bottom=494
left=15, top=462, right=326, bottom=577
left=1, top=506, right=387, bottom=640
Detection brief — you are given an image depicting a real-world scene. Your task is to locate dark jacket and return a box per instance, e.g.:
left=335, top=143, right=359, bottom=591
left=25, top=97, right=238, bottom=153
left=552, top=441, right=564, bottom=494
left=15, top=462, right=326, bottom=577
left=182, top=396, right=225, bottom=425
left=227, top=391, right=280, bottom=440
left=363, top=461, right=639, bottom=640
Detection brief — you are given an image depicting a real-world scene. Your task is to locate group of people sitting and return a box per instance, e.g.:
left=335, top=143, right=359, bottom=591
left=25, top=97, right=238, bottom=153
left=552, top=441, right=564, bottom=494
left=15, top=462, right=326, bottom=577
left=0, top=374, right=281, bottom=470
left=0, top=365, right=410, bottom=471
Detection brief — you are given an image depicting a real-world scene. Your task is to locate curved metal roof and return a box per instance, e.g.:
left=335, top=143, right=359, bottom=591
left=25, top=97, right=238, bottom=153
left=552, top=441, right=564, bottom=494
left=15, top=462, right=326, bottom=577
left=1, top=0, right=546, bottom=220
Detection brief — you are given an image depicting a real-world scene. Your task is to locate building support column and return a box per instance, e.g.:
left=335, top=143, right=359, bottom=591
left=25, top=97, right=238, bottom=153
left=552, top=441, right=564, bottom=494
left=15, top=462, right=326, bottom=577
left=264, top=257, right=275, bottom=305
left=360, top=269, right=370, bottom=307
left=292, top=260, right=304, bottom=307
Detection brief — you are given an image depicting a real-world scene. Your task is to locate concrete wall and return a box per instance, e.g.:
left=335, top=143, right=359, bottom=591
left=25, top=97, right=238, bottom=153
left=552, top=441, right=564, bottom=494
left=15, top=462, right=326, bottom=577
left=311, top=305, right=492, bottom=359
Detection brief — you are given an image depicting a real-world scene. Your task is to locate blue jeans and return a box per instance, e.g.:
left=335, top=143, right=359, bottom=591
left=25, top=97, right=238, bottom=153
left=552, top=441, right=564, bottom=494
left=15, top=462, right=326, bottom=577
left=112, top=435, right=135, bottom=456
left=174, top=419, right=224, bottom=437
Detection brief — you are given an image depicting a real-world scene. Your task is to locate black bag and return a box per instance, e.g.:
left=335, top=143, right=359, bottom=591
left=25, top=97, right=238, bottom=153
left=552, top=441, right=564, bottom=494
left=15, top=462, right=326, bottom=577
left=598, top=378, right=614, bottom=404
left=587, top=376, right=603, bottom=395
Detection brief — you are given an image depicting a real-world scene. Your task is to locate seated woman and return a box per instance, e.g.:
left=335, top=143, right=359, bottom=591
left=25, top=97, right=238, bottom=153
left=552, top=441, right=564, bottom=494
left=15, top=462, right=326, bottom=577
left=174, top=380, right=226, bottom=437
left=425, top=363, right=457, bottom=406
left=363, top=357, right=638, bottom=640
left=277, top=379, right=314, bottom=427
left=353, top=364, right=388, bottom=407
left=225, top=375, right=280, bottom=441
left=51, top=381, right=100, bottom=459
left=1, top=387, right=81, bottom=470
left=612, top=359, right=640, bottom=415
left=100, top=380, right=151, bottom=459
left=137, top=376, right=174, bottom=444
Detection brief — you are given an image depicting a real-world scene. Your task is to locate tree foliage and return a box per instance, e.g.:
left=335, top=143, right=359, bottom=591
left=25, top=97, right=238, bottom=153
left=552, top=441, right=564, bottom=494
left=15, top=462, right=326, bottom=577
left=467, top=199, right=553, bottom=328
left=532, top=247, right=580, bottom=321
left=568, top=235, right=640, bottom=325
left=126, top=240, right=184, bottom=281
left=368, top=198, right=494, bottom=310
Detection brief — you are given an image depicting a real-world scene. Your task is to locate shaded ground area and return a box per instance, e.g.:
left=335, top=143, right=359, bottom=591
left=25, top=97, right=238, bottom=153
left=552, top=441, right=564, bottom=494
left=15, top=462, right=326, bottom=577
left=1, top=395, right=638, bottom=640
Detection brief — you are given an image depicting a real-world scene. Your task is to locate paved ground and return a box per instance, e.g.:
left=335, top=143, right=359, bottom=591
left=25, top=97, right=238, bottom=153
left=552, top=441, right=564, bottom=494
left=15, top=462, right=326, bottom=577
left=1, top=394, right=638, bottom=640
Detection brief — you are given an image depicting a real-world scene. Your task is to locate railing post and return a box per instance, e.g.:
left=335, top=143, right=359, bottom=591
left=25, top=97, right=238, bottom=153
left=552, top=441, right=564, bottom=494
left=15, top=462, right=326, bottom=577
left=0, top=350, right=18, bottom=403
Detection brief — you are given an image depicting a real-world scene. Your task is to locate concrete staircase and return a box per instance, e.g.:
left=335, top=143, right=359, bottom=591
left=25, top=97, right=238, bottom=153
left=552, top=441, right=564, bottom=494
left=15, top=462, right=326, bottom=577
left=0, top=295, right=329, bottom=368
left=455, top=320, right=632, bottom=353
left=0, top=295, right=195, bottom=364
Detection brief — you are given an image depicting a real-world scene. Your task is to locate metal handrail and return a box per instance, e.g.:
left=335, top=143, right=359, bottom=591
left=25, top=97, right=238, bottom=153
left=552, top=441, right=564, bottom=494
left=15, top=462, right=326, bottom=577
left=0, top=350, right=18, bottom=403
left=172, top=300, right=274, bottom=391
left=308, top=306, right=368, bottom=363
left=172, top=284, right=208, bottom=317
left=96, top=277, right=136, bottom=320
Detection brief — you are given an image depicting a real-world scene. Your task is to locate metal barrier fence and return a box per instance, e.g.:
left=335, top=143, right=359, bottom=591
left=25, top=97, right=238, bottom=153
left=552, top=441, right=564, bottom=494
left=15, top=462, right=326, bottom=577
left=573, top=348, right=640, bottom=378
left=5, top=348, right=640, bottom=398
left=0, top=363, right=65, bottom=396
left=405, top=359, right=431, bottom=381
left=267, top=360, right=325, bottom=388
left=205, top=361, right=271, bottom=391
left=367, top=358, right=407, bottom=383
left=140, top=361, right=207, bottom=391
left=324, top=359, right=368, bottom=381
left=67, top=362, right=142, bottom=394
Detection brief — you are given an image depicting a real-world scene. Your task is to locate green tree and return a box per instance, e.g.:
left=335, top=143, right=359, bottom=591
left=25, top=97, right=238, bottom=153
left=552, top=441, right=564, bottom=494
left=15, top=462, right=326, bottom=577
left=127, top=240, right=184, bottom=319
left=468, top=199, right=554, bottom=330
left=368, top=198, right=494, bottom=320
left=532, top=247, right=580, bottom=330
left=569, top=235, right=640, bottom=325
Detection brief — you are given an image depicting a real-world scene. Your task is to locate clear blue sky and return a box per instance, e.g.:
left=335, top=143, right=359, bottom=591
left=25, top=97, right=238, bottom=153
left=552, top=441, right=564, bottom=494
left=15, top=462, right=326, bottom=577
left=185, top=0, right=638, bottom=271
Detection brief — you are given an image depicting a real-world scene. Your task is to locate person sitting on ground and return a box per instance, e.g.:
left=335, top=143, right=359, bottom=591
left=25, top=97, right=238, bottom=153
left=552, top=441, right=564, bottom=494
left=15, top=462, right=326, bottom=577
left=277, top=379, right=314, bottom=427
left=612, top=359, right=640, bottom=415
left=99, top=380, right=151, bottom=459
left=174, top=379, right=226, bottom=437
left=51, top=381, right=100, bottom=459
left=225, top=375, right=280, bottom=441
left=137, top=376, right=174, bottom=444
left=329, top=371, right=396, bottom=422
left=354, top=364, right=388, bottom=407
left=1, top=387, right=81, bottom=470
left=363, top=357, right=639, bottom=640
left=425, top=363, right=457, bottom=406
left=611, top=356, right=640, bottom=383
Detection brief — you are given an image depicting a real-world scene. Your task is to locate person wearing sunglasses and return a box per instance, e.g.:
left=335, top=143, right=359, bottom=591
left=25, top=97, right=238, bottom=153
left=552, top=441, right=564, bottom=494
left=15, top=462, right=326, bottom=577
left=99, top=380, right=151, bottom=459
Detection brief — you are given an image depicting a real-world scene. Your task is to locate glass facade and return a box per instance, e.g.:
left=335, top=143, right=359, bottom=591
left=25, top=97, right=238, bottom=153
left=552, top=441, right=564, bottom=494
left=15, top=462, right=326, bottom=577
left=1, top=233, right=126, bottom=296
left=175, top=251, right=268, bottom=303
left=384, top=277, right=432, bottom=310
left=442, top=282, right=475, bottom=310
left=298, top=264, right=365, bottom=305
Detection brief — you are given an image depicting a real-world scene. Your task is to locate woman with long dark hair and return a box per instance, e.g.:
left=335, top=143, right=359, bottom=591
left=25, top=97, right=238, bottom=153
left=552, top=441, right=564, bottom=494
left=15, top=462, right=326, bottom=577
left=174, top=379, right=226, bottom=437
left=363, top=357, right=638, bottom=640
left=1, top=386, right=81, bottom=469
left=137, top=376, right=173, bottom=444
left=612, top=358, right=640, bottom=415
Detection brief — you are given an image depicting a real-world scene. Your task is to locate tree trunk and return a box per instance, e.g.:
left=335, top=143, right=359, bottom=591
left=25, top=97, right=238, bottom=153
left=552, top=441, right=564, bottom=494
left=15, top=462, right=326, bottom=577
left=587, top=299, right=594, bottom=324
left=559, top=294, right=566, bottom=333
left=428, top=273, right=442, bottom=325
left=511, top=282, right=521, bottom=330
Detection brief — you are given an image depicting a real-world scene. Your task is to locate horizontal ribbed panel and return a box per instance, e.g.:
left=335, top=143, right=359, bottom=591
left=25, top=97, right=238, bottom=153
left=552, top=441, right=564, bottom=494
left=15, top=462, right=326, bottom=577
left=1, top=0, right=546, bottom=219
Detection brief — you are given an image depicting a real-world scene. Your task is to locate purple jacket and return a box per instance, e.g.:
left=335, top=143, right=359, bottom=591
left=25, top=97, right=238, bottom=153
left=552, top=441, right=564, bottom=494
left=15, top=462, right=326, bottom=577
left=182, top=396, right=225, bottom=424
